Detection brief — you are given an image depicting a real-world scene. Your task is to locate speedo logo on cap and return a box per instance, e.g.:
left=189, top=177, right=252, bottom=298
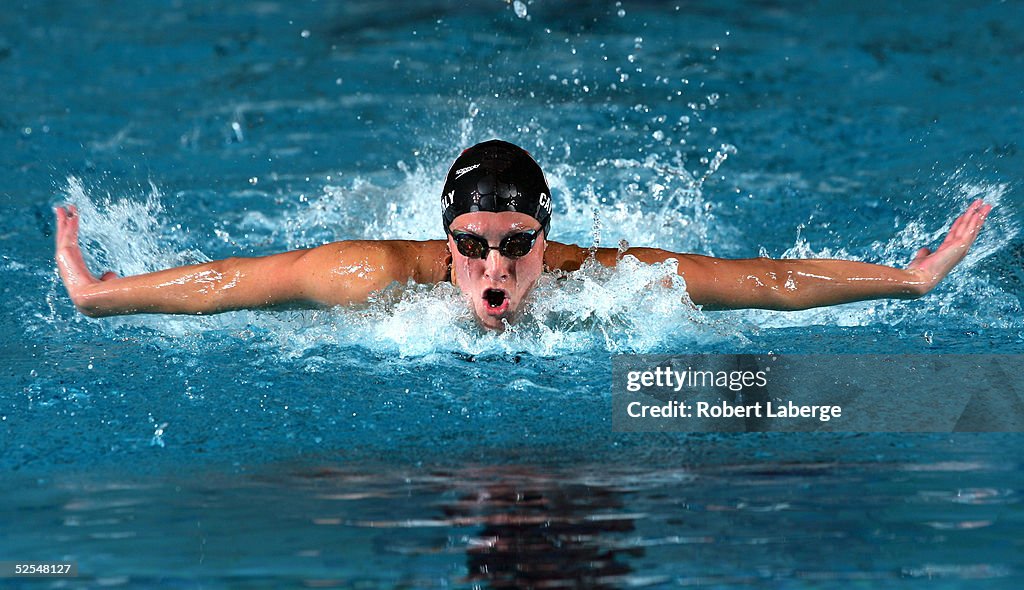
left=454, top=164, right=480, bottom=179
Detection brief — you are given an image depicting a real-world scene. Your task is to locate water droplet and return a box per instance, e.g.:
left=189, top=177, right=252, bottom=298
left=300, top=30, right=310, bottom=38
left=513, top=0, right=528, bottom=18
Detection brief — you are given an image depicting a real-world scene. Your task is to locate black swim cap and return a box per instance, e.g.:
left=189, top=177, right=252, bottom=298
left=441, top=139, right=552, bottom=236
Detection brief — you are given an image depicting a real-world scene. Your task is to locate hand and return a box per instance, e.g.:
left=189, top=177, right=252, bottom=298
left=54, top=205, right=119, bottom=309
left=906, top=199, right=992, bottom=294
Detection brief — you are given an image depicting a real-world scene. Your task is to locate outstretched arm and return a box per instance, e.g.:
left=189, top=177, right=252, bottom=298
left=552, top=200, right=992, bottom=311
left=54, top=205, right=421, bottom=317
left=670, top=200, right=990, bottom=310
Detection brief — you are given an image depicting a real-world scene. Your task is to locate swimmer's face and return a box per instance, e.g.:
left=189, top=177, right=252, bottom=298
left=447, top=212, right=546, bottom=331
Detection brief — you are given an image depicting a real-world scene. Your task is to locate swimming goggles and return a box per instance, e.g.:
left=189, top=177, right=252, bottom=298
left=451, top=230, right=541, bottom=259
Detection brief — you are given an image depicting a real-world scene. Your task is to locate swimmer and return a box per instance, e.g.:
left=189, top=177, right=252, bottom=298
left=54, top=139, right=992, bottom=330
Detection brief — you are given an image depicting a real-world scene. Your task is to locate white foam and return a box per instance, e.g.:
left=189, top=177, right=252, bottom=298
left=55, top=159, right=1020, bottom=358
left=330, top=255, right=740, bottom=358
left=64, top=176, right=201, bottom=277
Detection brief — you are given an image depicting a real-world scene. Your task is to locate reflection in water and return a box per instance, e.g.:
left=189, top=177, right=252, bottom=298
left=441, top=470, right=641, bottom=589
left=17, top=457, right=1017, bottom=588
left=283, top=457, right=1018, bottom=587
left=300, top=465, right=643, bottom=587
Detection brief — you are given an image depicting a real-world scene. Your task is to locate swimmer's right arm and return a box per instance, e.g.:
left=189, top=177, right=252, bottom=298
left=54, top=206, right=415, bottom=317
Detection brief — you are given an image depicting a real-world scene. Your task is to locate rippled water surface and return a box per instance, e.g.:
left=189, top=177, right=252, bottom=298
left=2, top=0, right=1023, bottom=587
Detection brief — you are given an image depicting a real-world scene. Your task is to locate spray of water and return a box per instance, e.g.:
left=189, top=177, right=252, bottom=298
left=51, top=169, right=750, bottom=358
left=49, top=145, right=1021, bottom=362
left=44, top=74, right=1021, bottom=360
left=741, top=178, right=1020, bottom=330
left=63, top=176, right=203, bottom=276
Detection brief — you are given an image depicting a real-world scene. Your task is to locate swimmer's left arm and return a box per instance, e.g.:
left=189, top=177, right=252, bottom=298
left=691, top=200, right=992, bottom=310
left=566, top=200, right=992, bottom=311
left=668, top=254, right=928, bottom=311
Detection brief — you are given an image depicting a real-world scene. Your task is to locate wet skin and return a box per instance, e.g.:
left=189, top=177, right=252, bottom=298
left=446, top=212, right=547, bottom=330
left=54, top=201, right=993, bottom=327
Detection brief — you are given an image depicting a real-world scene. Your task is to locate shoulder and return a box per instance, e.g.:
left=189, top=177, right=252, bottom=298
left=543, top=240, right=589, bottom=272
left=543, top=240, right=669, bottom=272
left=298, top=239, right=450, bottom=286
left=544, top=240, right=710, bottom=274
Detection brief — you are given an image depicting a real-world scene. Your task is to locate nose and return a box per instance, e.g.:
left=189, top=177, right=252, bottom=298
left=483, top=249, right=509, bottom=281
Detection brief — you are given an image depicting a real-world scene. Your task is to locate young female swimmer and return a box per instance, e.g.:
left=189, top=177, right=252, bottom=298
left=55, top=140, right=992, bottom=331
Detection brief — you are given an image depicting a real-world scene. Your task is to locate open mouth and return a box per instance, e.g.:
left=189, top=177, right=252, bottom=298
left=482, top=288, right=509, bottom=315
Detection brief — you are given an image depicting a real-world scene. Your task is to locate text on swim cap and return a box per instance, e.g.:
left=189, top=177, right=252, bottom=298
left=539, top=193, right=551, bottom=214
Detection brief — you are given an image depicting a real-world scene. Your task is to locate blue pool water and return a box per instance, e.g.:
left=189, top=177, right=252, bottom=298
left=2, top=0, right=1023, bottom=587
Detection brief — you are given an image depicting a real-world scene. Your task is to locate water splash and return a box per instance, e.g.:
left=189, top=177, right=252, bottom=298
left=62, top=176, right=203, bottom=277
left=323, top=256, right=741, bottom=359
left=738, top=177, right=1020, bottom=329
left=572, top=149, right=734, bottom=254
left=511, top=0, right=528, bottom=20
left=45, top=153, right=1020, bottom=362
left=54, top=217, right=742, bottom=359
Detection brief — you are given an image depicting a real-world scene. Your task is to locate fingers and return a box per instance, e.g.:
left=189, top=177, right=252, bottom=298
left=54, top=205, right=81, bottom=249
left=950, top=200, right=982, bottom=237
left=54, top=206, right=65, bottom=238
left=944, top=200, right=992, bottom=245
left=53, top=204, right=96, bottom=287
left=970, top=202, right=992, bottom=235
left=959, top=201, right=991, bottom=243
left=54, top=206, right=67, bottom=246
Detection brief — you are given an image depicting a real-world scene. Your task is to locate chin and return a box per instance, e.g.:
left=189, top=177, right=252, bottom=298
left=477, top=314, right=508, bottom=331
left=475, top=305, right=517, bottom=331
